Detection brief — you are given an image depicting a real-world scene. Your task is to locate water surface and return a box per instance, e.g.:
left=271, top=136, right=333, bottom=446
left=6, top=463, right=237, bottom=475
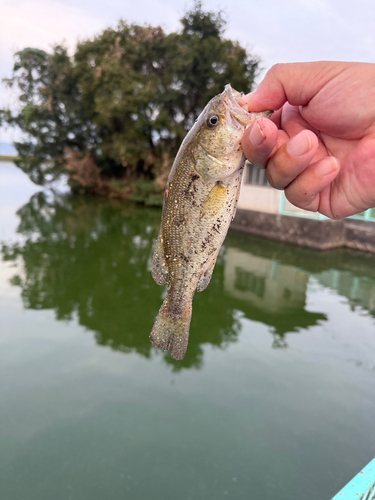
left=1, top=163, right=375, bottom=500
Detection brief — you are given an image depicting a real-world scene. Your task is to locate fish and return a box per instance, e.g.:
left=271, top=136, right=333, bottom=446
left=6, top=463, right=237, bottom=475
left=150, top=84, right=272, bottom=360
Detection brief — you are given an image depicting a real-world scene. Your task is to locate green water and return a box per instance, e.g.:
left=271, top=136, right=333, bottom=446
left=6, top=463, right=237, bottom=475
left=1, top=162, right=375, bottom=500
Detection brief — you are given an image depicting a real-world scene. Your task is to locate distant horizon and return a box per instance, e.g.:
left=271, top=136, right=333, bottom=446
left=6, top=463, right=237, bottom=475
left=0, top=142, right=17, bottom=156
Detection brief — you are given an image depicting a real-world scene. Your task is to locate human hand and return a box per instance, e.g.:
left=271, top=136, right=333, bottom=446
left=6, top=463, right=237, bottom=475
left=239, top=61, right=375, bottom=219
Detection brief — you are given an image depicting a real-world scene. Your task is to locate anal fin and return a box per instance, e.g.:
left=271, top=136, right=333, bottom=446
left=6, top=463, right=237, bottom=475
left=196, top=263, right=215, bottom=292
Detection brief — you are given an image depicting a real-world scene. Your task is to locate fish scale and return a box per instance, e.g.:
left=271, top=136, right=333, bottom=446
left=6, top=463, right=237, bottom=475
left=150, top=84, right=272, bottom=360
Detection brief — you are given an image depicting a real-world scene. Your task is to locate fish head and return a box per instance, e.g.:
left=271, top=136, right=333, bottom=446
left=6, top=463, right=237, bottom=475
left=195, top=84, right=253, bottom=161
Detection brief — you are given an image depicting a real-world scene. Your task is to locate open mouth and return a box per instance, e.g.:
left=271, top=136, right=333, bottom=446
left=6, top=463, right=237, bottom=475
left=226, top=109, right=245, bottom=130
left=224, top=102, right=248, bottom=129
left=224, top=87, right=251, bottom=128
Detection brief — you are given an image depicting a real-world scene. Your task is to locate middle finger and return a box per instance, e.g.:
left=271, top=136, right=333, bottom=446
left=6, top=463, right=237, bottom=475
left=266, top=130, right=320, bottom=189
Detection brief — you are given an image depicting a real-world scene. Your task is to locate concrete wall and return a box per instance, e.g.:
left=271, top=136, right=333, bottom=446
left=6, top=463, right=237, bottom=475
left=238, top=184, right=281, bottom=214
left=232, top=209, right=345, bottom=250
left=231, top=209, right=375, bottom=252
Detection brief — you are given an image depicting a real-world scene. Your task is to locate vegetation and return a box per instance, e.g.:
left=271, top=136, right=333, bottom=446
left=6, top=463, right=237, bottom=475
left=0, top=155, right=19, bottom=161
left=0, top=2, right=260, bottom=204
left=1, top=192, right=243, bottom=370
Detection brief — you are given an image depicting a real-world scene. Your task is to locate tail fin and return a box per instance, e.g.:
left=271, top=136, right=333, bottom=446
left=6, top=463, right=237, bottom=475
left=150, top=300, right=192, bottom=360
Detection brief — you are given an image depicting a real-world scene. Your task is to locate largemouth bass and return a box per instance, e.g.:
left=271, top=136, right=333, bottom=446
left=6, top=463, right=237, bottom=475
left=150, top=84, right=271, bottom=360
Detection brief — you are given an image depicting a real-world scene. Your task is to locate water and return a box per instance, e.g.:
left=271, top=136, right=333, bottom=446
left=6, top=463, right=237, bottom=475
left=1, top=162, right=375, bottom=500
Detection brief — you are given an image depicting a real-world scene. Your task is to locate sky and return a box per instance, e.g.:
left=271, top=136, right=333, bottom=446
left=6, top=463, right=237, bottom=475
left=1, top=0, right=375, bottom=142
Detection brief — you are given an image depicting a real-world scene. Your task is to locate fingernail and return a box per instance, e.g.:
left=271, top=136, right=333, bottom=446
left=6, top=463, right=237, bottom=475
left=242, top=103, right=249, bottom=112
left=314, top=157, right=339, bottom=176
left=249, top=121, right=265, bottom=147
left=287, top=132, right=312, bottom=157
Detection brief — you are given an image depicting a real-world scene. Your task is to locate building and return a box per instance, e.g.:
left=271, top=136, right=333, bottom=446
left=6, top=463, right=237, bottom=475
left=231, top=162, right=375, bottom=253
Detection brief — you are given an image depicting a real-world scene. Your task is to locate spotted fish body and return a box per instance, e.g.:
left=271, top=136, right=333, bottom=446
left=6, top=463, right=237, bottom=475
left=150, top=85, right=271, bottom=360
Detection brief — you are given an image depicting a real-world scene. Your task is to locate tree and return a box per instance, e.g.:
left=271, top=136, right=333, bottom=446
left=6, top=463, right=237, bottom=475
left=1, top=46, right=99, bottom=184
left=1, top=2, right=260, bottom=197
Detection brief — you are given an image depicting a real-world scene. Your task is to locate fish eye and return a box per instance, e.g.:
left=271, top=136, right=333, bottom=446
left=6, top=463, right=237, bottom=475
left=207, top=114, right=220, bottom=128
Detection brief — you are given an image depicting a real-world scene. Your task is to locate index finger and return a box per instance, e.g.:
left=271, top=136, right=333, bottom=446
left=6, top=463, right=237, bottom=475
left=239, top=61, right=350, bottom=112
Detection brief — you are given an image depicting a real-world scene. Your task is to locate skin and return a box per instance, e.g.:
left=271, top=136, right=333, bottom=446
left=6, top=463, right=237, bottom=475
left=239, top=61, right=375, bottom=219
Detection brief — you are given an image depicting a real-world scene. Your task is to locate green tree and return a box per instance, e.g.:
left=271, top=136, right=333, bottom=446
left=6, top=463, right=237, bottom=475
left=1, top=2, right=260, bottom=197
left=1, top=46, right=98, bottom=184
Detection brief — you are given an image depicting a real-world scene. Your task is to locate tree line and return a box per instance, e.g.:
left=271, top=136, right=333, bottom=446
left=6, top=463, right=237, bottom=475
left=0, top=2, right=260, bottom=204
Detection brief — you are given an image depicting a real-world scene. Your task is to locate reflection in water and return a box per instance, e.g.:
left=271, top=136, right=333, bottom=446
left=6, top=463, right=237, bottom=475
left=3, top=192, right=375, bottom=366
left=1, top=192, right=238, bottom=370
left=318, top=270, right=375, bottom=315
left=224, top=247, right=327, bottom=347
left=224, top=230, right=375, bottom=327
left=3, top=184, right=375, bottom=500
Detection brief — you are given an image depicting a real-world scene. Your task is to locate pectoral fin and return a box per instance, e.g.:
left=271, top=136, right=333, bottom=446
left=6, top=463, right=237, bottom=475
left=151, top=233, right=168, bottom=286
left=200, top=181, right=228, bottom=221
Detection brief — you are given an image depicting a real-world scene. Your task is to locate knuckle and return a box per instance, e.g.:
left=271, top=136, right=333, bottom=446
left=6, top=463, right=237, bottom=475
left=248, top=148, right=272, bottom=170
left=285, top=185, right=318, bottom=212
left=267, top=63, right=285, bottom=79
left=266, top=166, right=282, bottom=189
left=266, top=158, right=293, bottom=190
left=285, top=188, right=303, bottom=207
left=251, top=160, right=266, bottom=170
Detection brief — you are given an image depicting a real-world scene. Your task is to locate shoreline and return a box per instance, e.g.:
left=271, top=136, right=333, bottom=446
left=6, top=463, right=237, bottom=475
left=0, top=155, right=18, bottom=162
left=231, top=208, right=375, bottom=253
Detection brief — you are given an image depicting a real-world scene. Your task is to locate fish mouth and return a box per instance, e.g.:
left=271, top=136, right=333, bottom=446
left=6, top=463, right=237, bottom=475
left=224, top=84, right=252, bottom=127
left=227, top=108, right=245, bottom=131
left=224, top=84, right=243, bottom=105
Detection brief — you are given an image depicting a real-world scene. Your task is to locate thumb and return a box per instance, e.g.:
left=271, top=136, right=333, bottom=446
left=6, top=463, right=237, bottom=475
left=240, top=61, right=349, bottom=112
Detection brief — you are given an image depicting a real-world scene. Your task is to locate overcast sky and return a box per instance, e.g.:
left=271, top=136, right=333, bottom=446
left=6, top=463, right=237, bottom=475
left=1, top=0, right=375, bottom=142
